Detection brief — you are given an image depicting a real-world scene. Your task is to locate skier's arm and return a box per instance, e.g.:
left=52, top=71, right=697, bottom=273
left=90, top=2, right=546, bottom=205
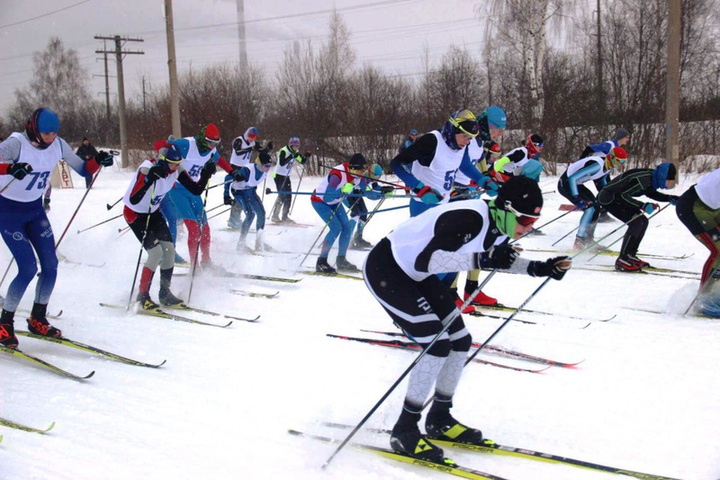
left=389, top=134, right=438, bottom=190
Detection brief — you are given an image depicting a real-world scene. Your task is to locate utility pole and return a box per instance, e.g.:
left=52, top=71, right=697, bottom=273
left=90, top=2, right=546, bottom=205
left=95, top=35, right=144, bottom=168
left=665, top=0, right=681, bottom=176
left=165, top=0, right=182, bottom=139
left=236, top=0, right=248, bottom=67
left=596, top=0, right=604, bottom=119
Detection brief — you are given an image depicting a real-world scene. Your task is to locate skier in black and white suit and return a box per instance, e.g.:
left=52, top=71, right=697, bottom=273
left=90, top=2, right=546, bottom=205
left=362, top=176, right=572, bottom=463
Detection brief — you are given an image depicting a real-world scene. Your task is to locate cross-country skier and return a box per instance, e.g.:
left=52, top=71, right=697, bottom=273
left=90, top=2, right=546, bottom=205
left=270, top=136, right=308, bottom=224
left=675, top=166, right=720, bottom=316
left=363, top=176, right=571, bottom=462
left=167, top=124, right=231, bottom=270
left=557, top=146, right=628, bottom=249
left=311, top=154, right=376, bottom=273
left=389, top=109, right=499, bottom=218
left=123, top=143, right=217, bottom=310
left=489, top=134, right=544, bottom=183
left=578, top=128, right=631, bottom=160
left=0, top=108, right=114, bottom=347
left=398, top=128, right=419, bottom=154
left=230, top=146, right=274, bottom=252
left=597, top=163, right=678, bottom=271
left=224, top=127, right=267, bottom=229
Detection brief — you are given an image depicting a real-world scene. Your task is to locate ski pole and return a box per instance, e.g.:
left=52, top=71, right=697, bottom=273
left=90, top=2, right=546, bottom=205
left=127, top=185, right=156, bottom=310
left=683, top=267, right=717, bottom=316
left=106, top=196, right=123, bottom=210
left=322, top=303, right=465, bottom=469
left=552, top=224, right=580, bottom=247
left=295, top=202, right=344, bottom=273
left=208, top=206, right=231, bottom=221
left=54, top=169, right=102, bottom=250
left=187, top=185, right=211, bottom=304
left=585, top=204, right=670, bottom=262
left=77, top=213, right=122, bottom=234
left=289, top=163, right=306, bottom=215
left=319, top=162, right=410, bottom=191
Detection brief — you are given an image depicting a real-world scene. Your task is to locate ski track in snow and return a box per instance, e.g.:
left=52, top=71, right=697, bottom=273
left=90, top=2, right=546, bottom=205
left=1, top=165, right=719, bottom=480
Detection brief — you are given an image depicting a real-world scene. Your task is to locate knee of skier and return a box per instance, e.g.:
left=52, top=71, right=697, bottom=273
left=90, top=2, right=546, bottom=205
left=16, top=259, right=38, bottom=284
left=450, top=333, right=472, bottom=353
left=426, top=337, right=451, bottom=357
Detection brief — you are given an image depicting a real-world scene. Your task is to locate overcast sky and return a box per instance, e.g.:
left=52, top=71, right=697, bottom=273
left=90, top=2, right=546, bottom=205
left=0, top=0, right=488, bottom=120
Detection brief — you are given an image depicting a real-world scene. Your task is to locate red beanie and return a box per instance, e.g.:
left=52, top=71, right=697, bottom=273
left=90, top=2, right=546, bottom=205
left=205, top=123, right=220, bottom=141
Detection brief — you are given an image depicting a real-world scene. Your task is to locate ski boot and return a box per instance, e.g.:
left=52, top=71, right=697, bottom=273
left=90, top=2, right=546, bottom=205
left=464, top=290, right=497, bottom=307
left=159, top=289, right=186, bottom=308
left=454, top=298, right=475, bottom=314
left=425, top=398, right=484, bottom=445
left=390, top=411, right=445, bottom=463
left=174, top=252, right=188, bottom=265
left=350, top=236, right=373, bottom=250
left=281, top=217, right=297, bottom=225
left=336, top=256, right=360, bottom=273
left=316, top=256, right=336, bottom=274
left=137, top=291, right=161, bottom=311
left=573, top=235, right=593, bottom=250
left=0, top=310, right=18, bottom=349
left=27, top=303, right=62, bottom=338
left=614, top=255, right=642, bottom=272
left=625, top=254, right=650, bottom=268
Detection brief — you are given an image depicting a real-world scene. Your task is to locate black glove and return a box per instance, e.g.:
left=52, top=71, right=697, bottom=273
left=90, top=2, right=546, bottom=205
left=200, top=160, right=217, bottom=178
left=224, top=195, right=234, bottom=206
left=146, top=164, right=167, bottom=182
left=380, top=185, right=395, bottom=195
left=478, top=244, right=520, bottom=270
left=94, top=150, right=113, bottom=167
left=266, top=141, right=274, bottom=151
left=528, top=256, right=572, bottom=280
left=233, top=169, right=248, bottom=182
left=7, top=162, right=33, bottom=180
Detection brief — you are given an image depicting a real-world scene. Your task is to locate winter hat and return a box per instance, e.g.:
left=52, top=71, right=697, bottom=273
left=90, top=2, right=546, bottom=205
left=526, top=134, right=544, bottom=157
left=289, top=136, right=300, bottom=147
left=652, top=162, right=677, bottom=189
left=607, top=146, right=628, bottom=168
left=25, top=108, right=59, bottom=148
left=483, top=106, right=507, bottom=130
left=82, top=137, right=89, bottom=142
left=158, top=144, right=183, bottom=164
left=205, top=123, right=221, bottom=144
left=244, top=127, right=259, bottom=141
left=368, top=163, right=383, bottom=179
left=495, top=176, right=543, bottom=217
left=448, top=109, right=479, bottom=137
left=613, top=128, right=630, bottom=142
left=409, top=129, right=418, bottom=135
left=348, top=153, right=367, bottom=170
left=520, top=159, right=543, bottom=182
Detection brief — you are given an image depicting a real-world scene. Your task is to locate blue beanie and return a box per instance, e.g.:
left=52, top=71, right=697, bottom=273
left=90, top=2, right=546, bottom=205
left=37, top=108, right=59, bottom=133
left=652, top=162, right=677, bottom=189
left=520, top=159, right=543, bottom=182
left=484, top=106, right=507, bottom=130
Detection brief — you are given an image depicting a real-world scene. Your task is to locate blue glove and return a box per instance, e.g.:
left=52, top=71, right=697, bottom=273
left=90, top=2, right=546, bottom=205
left=668, top=195, right=679, bottom=206
left=641, top=202, right=659, bottom=214
left=571, top=195, right=588, bottom=210
left=413, top=182, right=443, bottom=205
left=483, top=180, right=499, bottom=197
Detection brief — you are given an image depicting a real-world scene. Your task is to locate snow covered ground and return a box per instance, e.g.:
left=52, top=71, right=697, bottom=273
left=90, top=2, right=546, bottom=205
left=1, top=162, right=719, bottom=480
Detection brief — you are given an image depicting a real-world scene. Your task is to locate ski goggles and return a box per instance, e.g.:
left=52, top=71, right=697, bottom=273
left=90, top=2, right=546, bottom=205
left=449, top=110, right=479, bottom=137
left=505, top=202, right=541, bottom=226
left=205, top=136, right=221, bottom=148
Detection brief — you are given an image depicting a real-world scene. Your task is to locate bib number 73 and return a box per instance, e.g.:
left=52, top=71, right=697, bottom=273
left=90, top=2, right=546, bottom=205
left=25, top=171, right=50, bottom=191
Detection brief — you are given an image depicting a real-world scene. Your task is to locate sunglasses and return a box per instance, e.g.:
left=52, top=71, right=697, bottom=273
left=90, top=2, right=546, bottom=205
left=505, top=202, right=540, bottom=226
left=205, top=137, right=221, bottom=147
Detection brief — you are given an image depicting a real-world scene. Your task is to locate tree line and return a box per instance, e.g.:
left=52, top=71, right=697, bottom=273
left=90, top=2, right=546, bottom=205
left=2, top=1, right=719, bottom=174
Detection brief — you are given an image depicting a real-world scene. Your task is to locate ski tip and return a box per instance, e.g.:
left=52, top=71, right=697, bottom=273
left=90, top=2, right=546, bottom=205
left=44, top=421, right=56, bottom=433
left=82, top=370, right=96, bottom=380
left=151, top=359, right=168, bottom=368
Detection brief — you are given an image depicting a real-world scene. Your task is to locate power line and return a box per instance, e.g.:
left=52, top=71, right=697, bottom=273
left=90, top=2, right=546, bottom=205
left=0, top=0, right=92, bottom=30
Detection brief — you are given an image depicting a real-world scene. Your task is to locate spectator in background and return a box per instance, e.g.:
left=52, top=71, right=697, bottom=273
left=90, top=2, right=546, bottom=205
left=76, top=137, right=99, bottom=188
left=399, top=129, right=419, bottom=154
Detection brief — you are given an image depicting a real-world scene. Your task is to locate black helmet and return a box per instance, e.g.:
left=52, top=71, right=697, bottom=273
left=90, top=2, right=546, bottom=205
left=494, top=176, right=543, bottom=218
left=348, top=153, right=367, bottom=170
